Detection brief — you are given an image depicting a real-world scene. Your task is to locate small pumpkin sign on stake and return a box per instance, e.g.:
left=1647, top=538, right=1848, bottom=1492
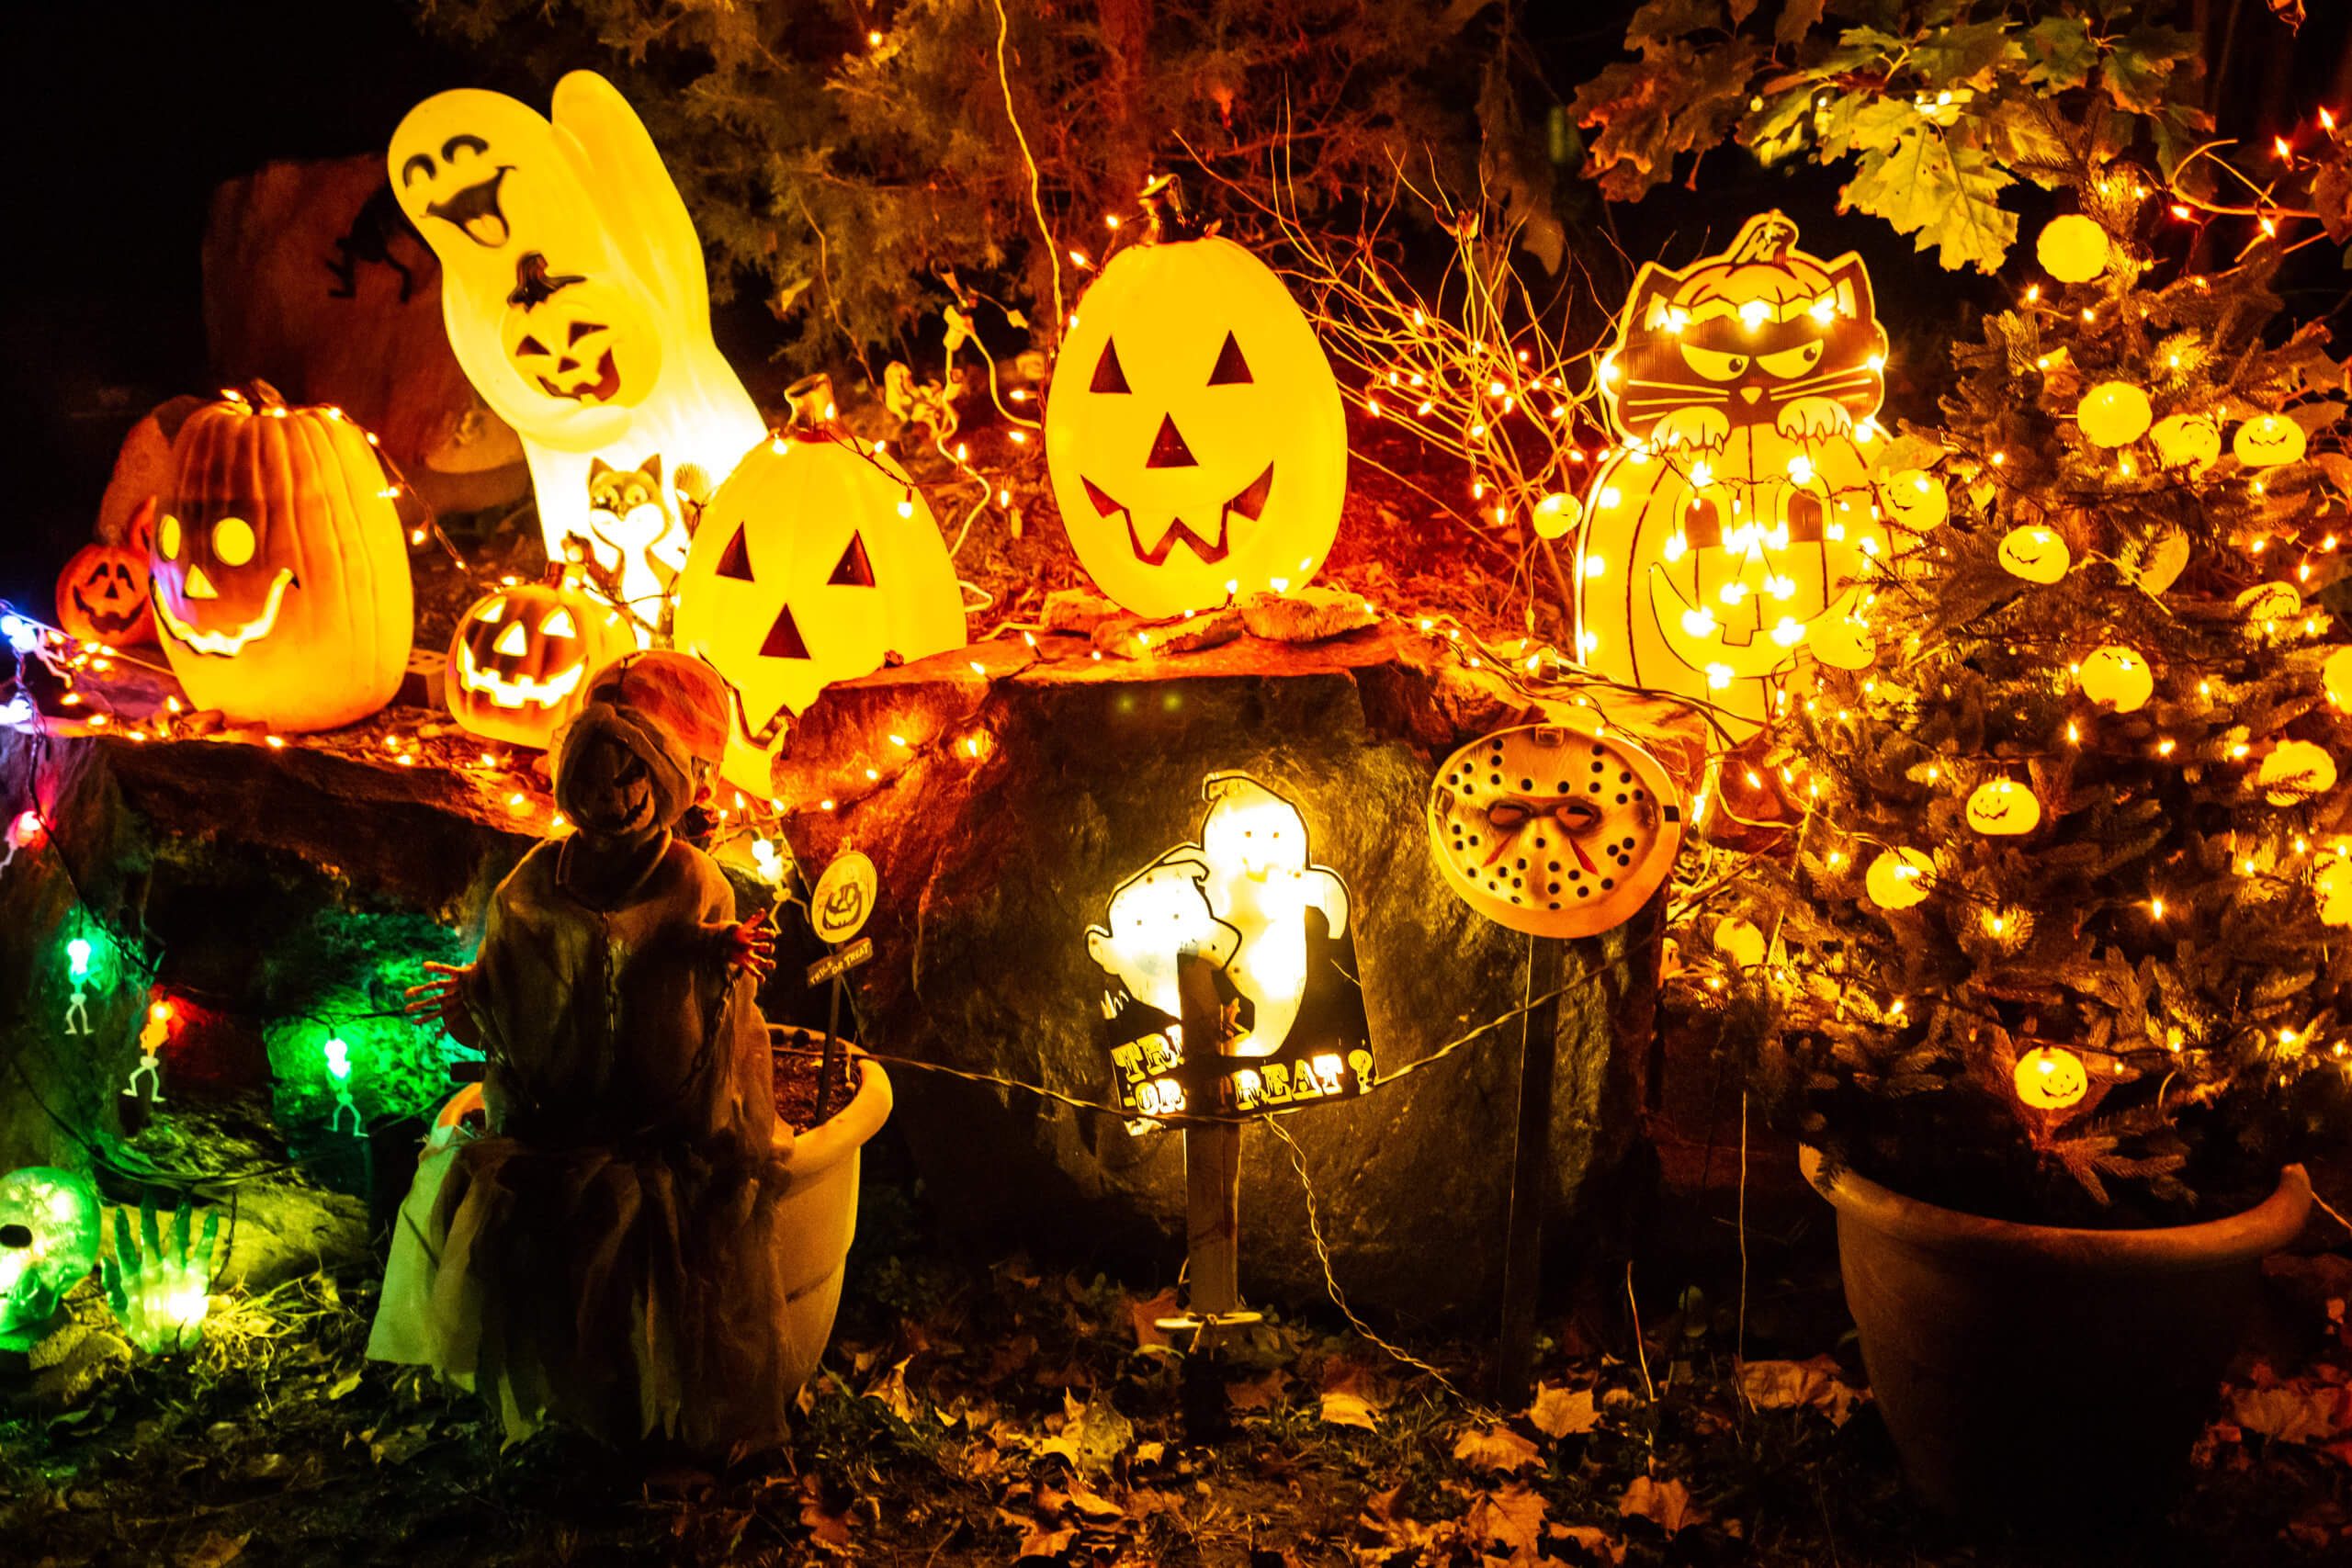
left=804, top=849, right=879, bottom=1122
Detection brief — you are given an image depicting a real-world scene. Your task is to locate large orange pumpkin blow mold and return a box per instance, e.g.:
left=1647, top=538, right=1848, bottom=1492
left=1574, top=212, right=1939, bottom=746
left=1046, top=231, right=1347, bottom=619
left=151, top=383, right=414, bottom=732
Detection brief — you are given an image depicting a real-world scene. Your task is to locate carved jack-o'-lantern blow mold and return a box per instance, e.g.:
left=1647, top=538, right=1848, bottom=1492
left=389, top=72, right=764, bottom=564
left=445, top=569, right=638, bottom=750
left=1575, top=212, right=1926, bottom=746
left=150, top=383, right=413, bottom=733
left=1046, top=233, right=1347, bottom=618
left=56, top=531, right=156, bottom=648
left=673, top=426, right=968, bottom=795
left=1426, top=715, right=1685, bottom=938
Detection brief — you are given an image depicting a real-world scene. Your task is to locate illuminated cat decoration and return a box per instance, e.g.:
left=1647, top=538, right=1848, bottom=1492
left=388, top=72, right=764, bottom=571
left=1574, top=212, right=1939, bottom=745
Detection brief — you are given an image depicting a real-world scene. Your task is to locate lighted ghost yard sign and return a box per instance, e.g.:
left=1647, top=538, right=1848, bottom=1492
left=1086, top=774, right=1374, bottom=1121
left=1575, top=212, right=1935, bottom=744
left=388, top=72, right=765, bottom=592
left=1046, top=236, right=1348, bottom=619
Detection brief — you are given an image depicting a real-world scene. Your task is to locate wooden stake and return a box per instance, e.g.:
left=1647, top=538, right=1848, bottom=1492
left=1178, top=951, right=1242, bottom=1325
left=1498, top=932, right=1566, bottom=1405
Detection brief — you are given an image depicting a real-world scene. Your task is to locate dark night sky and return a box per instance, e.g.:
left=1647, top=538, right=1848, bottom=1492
left=2, top=1, right=2338, bottom=617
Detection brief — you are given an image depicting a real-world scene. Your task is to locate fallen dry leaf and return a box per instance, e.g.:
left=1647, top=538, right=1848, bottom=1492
left=1550, top=1523, right=1626, bottom=1564
left=176, top=1533, right=251, bottom=1568
left=1227, top=1368, right=1290, bottom=1412
left=863, top=1354, right=925, bottom=1425
left=1319, top=1390, right=1379, bottom=1429
left=2230, top=1383, right=2351, bottom=1446
left=1528, top=1383, right=1600, bottom=1438
left=1453, top=1422, right=1544, bottom=1473
left=1127, top=1287, right=1180, bottom=1349
left=1037, top=1390, right=1135, bottom=1471
left=1618, top=1474, right=1706, bottom=1536
left=1467, top=1481, right=1548, bottom=1557
left=798, top=1474, right=855, bottom=1555
left=1739, top=1355, right=1865, bottom=1427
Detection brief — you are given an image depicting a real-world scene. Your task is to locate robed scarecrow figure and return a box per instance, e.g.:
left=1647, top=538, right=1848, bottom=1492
left=369, top=650, right=797, bottom=1454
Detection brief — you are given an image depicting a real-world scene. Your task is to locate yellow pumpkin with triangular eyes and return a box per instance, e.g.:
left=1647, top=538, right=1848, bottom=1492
left=444, top=569, right=637, bottom=749
left=1046, top=235, right=1346, bottom=618
left=672, top=428, right=967, bottom=795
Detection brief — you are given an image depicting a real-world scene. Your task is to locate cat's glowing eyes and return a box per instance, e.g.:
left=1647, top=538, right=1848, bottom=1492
left=1758, top=342, right=1825, bottom=378
left=1679, top=345, right=1748, bottom=381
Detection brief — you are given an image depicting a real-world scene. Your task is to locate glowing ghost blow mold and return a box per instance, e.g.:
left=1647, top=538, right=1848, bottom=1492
left=389, top=73, right=765, bottom=587
left=1574, top=212, right=1928, bottom=747
left=1046, top=235, right=1347, bottom=618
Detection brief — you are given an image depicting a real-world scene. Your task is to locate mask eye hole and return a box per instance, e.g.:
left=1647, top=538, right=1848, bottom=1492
left=829, top=532, right=876, bottom=587
left=157, top=514, right=183, bottom=558
left=716, top=525, right=754, bottom=581
left=212, top=517, right=256, bottom=567
left=1090, top=341, right=1131, bottom=394
left=1207, top=332, right=1252, bottom=385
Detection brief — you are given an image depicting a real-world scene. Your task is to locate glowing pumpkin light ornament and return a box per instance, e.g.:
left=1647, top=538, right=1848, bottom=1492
left=1046, top=195, right=1347, bottom=617
left=445, top=567, right=636, bottom=750
left=389, top=73, right=765, bottom=604
left=673, top=389, right=967, bottom=795
left=1575, top=212, right=1928, bottom=745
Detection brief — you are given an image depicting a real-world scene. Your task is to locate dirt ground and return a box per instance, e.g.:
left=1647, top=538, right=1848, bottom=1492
left=5, top=1159, right=2351, bottom=1568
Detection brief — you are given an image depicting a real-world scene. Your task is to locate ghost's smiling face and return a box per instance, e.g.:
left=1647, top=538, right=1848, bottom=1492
left=395, top=131, right=514, bottom=248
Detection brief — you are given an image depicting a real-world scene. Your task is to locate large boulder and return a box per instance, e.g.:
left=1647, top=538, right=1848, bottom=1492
left=201, top=156, right=526, bottom=516
left=769, top=625, right=1699, bottom=1325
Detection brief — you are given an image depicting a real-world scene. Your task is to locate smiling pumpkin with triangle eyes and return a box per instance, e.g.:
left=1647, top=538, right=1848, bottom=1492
left=1046, top=234, right=1347, bottom=619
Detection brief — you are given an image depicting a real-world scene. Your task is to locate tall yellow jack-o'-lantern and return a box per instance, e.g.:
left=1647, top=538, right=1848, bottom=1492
left=673, top=401, right=968, bottom=796
left=1046, top=202, right=1347, bottom=619
left=389, top=72, right=765, bottom=605
left=1575, top=212, right=1933, bottom=745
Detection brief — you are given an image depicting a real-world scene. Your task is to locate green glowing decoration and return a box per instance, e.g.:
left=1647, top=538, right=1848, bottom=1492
left=0, top=1166, right=104, bottom=1350
left=323, top=1036, right=362, bottom=1136
left=101, top=1190, right=220, bottom=1354
left=66, top=938, right=91, bottom=978
left=64, top=937, right=94, bottom=1035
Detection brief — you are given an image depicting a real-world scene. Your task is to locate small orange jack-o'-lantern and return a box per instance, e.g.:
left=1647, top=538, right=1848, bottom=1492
left=1426, top=715, right=1684, bottom=937
left=498, top=252, right=662, bottom=409
left=1576, top=213, right=1918, bottom=745
left=2013, top=1045, right=2088, bottom=1111
left=150, top=383, right=413, bottom=732
left=1046, top=233, right=1346, bottom=618
left=673, top=425, right=967, bottom=794
left=57, top=522, right=156, bottom=648
left=445, top=569, right=637, bottom=749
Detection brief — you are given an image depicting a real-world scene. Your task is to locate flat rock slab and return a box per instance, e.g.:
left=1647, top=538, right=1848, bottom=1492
left=769, top=625, right=1698, bottom=1323
left=2, top=624, right=1699, bottom=1322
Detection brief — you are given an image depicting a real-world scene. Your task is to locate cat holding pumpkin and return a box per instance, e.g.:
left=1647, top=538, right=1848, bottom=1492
left=371, top=650, right=808, bottom=1455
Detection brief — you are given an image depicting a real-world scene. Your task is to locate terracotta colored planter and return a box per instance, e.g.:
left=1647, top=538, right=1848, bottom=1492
left=772, top=1030, right=893, bottom=1394
left=1803, top=1145, right=2312, bottom=1519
